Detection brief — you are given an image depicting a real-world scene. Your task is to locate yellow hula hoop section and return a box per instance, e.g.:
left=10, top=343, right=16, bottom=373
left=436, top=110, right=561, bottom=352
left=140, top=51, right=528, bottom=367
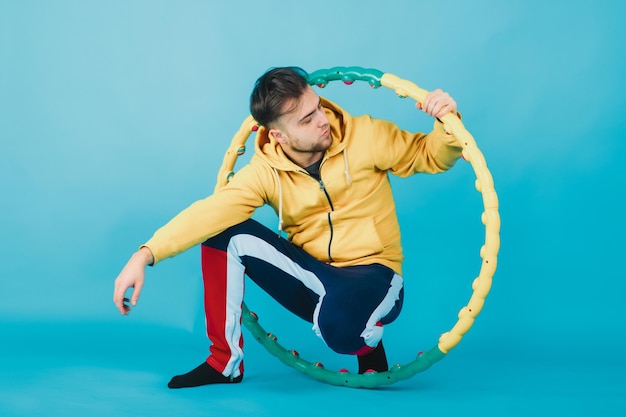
left=215, top=67, right=500, bottom=387
left=379, top=72, right=500, bottom=353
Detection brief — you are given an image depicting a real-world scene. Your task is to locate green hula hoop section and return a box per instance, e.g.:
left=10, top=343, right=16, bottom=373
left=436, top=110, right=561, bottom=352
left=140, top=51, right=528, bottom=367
left=215, top=66, right=500, bottom=388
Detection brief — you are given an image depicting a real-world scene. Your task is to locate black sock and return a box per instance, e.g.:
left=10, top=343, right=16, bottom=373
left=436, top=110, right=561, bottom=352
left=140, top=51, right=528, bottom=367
left=168, top=362, right=243, bottom=389
left=357, top=341, right=388, bottom=374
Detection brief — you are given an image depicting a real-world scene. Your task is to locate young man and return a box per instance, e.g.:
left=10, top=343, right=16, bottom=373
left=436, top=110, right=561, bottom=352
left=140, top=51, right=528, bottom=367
left=113, top=66, right=462, bottom=389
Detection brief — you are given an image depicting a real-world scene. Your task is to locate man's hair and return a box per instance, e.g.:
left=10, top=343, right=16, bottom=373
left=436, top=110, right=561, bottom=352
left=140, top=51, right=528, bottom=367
left=250, top=66, right=310, bottom=127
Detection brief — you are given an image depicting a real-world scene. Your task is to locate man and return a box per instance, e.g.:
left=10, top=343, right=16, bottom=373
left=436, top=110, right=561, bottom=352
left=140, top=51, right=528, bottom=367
left=113, top=66, right=462, bottom=389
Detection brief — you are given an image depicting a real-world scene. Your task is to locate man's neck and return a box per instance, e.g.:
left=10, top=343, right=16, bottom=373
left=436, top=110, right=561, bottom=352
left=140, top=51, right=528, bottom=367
left=283, top=150, right=324, bottom=169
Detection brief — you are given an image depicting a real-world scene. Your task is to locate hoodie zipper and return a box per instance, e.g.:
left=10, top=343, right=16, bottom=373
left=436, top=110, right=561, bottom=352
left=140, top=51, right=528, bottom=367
left=318, top=179, right=335, bottom=262
left=297, top=168, right=335, bottom=262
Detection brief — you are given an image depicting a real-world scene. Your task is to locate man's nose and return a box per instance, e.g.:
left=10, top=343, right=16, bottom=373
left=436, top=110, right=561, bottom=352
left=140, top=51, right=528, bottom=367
left=317, top=110, right=329, bottom=126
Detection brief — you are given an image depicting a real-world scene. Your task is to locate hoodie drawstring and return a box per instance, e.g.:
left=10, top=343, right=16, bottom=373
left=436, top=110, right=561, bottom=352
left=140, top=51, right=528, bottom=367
left=271, top=167, right=284, bottom=236
left=342, top=149, right=352, bottom=185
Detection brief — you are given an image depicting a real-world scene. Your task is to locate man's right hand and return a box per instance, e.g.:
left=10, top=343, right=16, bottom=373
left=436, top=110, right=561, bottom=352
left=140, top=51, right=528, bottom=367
left=113, top=246, right=154, bottom=315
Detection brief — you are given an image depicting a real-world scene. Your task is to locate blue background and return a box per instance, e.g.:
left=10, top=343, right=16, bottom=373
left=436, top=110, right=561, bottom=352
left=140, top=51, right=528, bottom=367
left=1, top=0, right=624, bottom=416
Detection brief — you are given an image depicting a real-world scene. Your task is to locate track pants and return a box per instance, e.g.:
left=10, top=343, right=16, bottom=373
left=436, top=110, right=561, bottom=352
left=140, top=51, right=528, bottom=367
left=201, top=219, right=404, bottom=378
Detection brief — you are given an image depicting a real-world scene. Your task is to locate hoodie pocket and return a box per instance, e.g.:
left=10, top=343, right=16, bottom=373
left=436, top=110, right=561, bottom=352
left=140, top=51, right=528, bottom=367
left=329, top=216, right=384, bottom=263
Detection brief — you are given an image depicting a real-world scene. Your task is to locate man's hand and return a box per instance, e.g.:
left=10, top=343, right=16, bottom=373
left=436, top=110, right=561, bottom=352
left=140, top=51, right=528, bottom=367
left=113, top=246, right=153, bottom=315
left=416, top=89, right=458, bottom=119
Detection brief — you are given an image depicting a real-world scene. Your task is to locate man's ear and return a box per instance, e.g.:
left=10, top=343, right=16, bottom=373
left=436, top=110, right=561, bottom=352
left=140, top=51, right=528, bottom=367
left=269, top=128, right=286, bottom=144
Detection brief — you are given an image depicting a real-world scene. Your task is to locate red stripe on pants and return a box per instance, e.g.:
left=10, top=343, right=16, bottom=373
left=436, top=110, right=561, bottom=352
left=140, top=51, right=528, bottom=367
left=201, top=245, right=244, bottom=376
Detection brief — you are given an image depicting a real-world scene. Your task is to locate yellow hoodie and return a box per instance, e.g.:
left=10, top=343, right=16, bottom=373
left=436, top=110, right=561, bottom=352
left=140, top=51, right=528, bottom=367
left=144, top=97, right=462, bottom=275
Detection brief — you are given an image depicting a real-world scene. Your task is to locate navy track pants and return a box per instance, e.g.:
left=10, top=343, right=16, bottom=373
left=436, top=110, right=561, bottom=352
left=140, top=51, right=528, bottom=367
left=200, top=219, right=404, bottom=378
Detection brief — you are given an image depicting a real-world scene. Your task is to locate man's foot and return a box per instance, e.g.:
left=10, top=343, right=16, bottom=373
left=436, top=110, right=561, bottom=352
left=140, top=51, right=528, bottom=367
left=357, top=341, right=388, bottom=374
left=168, top=362, right=243, bottom=389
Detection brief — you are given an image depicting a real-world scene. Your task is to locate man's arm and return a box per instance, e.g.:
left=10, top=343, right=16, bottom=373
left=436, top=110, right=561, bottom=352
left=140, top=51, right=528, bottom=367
left=113, top=246, right=154, bottom=315
left=367, top=88, right=462, bottom=176
left=111, top=161, right=269, bottom=315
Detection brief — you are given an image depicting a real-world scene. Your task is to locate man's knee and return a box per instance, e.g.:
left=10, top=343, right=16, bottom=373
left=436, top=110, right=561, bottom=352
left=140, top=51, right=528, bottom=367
left=202, top=219, right=263, bottom=251
left=317, top=314, right=377, bottom=355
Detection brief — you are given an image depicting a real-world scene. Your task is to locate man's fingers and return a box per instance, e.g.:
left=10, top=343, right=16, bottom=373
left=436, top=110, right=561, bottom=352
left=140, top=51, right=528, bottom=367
left=131, top=282, right=143, bottom=306
left=435, top=103, right=452, bottom=119
left=420, top=89, right=456, bottom=119
left=421, top=97, right=439, bottom=116
left=113, top=283, right=132, bottom=315
left=113, top=284, right=124, bottom=314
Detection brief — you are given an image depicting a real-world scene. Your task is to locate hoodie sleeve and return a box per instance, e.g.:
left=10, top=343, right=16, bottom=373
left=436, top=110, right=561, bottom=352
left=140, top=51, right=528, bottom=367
left=367, top=115, right=463, bottom=177
left=142, top=162, right=270, bottom=264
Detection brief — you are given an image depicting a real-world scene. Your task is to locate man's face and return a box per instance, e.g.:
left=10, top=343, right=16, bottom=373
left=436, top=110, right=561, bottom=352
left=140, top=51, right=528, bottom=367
left=269, top=86, right=332, bottom=166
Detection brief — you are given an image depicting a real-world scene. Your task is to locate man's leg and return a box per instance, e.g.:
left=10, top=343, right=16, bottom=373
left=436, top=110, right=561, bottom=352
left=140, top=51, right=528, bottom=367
left=169, top=219, right=320, bottom=388
left=314, top=264, right=404, bottom=373
left=357, top=341, right=388, bottom=374
left=167, top=244, right=245, bottom=389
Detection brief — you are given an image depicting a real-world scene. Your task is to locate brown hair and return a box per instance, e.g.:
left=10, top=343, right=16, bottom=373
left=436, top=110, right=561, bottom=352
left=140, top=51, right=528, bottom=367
left=249, top=66, right=310, bottom=127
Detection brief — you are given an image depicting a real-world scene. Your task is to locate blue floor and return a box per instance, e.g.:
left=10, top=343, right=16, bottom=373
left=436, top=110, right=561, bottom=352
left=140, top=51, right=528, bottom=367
left=1, top=319, right=623, bottom=417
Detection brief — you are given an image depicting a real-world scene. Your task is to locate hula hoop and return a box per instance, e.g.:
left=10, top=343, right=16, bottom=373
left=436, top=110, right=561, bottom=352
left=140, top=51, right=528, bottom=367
left=215, top=67, right=500, bottom=388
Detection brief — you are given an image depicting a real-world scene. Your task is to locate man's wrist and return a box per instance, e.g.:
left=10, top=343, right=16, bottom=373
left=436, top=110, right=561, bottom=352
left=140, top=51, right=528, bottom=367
left=137, top=246, right=155, bottom=266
